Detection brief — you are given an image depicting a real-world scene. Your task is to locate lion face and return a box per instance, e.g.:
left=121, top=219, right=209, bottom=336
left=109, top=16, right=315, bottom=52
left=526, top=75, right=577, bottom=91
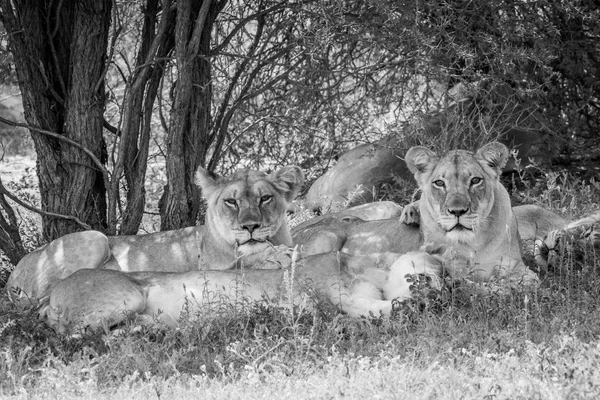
left=405, top=142, right=509, bottom=244
left=196, top=166, right=304, bottom=255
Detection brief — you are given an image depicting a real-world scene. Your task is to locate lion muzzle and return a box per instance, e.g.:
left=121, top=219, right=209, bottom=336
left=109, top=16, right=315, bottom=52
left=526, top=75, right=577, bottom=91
left=233, top=226, right=273, bottom=245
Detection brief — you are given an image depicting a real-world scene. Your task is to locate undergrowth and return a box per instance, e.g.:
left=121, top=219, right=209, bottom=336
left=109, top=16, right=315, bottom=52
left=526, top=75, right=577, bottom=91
left=2, top=246, right=600, bottom=396
left=0, top=170, right=599, bottom=398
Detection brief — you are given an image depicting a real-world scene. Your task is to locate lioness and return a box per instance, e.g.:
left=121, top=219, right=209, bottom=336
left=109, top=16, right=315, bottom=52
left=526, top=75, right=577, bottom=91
left=294, top=142, right=537, bottom=279
left=40, top=248, right=445, bottom=334
left=403, top=142, right=538, bottom=283
left=7, top=166, right=305, bottom=309
left=294, top=159, right=599, bottom=273
left=40, top=142, right=547, bottom=334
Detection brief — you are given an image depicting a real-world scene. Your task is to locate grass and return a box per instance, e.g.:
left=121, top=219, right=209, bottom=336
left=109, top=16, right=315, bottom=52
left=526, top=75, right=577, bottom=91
left=2, top=256, right=600, bottom=398
left=1, top=156, right=600, bottom=399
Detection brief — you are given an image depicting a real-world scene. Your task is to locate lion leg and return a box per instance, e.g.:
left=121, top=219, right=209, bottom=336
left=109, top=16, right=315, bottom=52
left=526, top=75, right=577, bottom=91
left=137, top=270, right=281, bottom=327
left=399, top=200, right=421, bottom=226
left=383, top=250, right=443, bottom=301
left=565, top=211, right=600, bottom=232
left=40, top=269, right=146, bottom=335
left=326, top=269, right=394, bottom=318
left=7, top=231, right=113, bottom=309
left=532, top=211, right=600, bottom=272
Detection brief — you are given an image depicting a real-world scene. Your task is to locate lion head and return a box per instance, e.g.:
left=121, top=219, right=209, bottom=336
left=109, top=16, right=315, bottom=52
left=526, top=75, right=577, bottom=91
left=195, top=166, right=305, bottom=256
left=405, top=141, right=509, bottom=245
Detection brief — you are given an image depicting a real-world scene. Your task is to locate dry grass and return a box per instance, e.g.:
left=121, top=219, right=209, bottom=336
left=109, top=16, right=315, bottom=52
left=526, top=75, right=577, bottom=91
left=1, top=155, right=600, bottom=399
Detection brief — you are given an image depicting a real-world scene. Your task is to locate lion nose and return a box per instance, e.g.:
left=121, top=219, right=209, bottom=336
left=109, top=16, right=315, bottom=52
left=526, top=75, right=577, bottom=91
left=242, top=223, right=261, bottom=233
left=447, top=207, right=469, bottom=217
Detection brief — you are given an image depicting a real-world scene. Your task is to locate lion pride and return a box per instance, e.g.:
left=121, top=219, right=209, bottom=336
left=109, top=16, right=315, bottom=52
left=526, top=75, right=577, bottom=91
left=37, top=142, right=560, bottom=335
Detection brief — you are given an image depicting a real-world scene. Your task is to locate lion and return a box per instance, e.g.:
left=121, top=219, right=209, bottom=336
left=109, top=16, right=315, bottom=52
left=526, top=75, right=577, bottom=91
left=294, top=142, right=548, bottom=282
left=40, top=142, right=552, bottom=335
left=40, top=246, right=447, bottom=334
left=305, top=143, right=409, bottom=213
left=291, top=201, right=414, bottom=256
left=294, top=144, right=599, bottom=276
left=7, top=166, right=305, bottom=309
left=292, top=142, right=536, bottom=281
left=399, top=141, right=540, bottom=284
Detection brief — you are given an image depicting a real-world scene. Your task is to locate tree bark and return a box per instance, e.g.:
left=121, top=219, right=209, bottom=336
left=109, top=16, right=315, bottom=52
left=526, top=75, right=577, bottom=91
left=0, top=177, right=26, bottom=267
left=0, top=0, right=111, bottom=240
left=160, top=0, right=223, bottom=230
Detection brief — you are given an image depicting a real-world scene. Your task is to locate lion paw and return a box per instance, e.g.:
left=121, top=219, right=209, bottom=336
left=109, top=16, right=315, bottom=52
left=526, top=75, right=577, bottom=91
left=400, top=201, right=420, bottom=226
left=533, top=229, right=564, bottom=270
left=251, top=245, right=295, bottom=269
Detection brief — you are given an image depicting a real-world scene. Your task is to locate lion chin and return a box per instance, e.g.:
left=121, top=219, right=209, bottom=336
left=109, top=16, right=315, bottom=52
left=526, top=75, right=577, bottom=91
left=444, top=224, right=476, bottom=244
left=236, top=239, right=270, bottom=256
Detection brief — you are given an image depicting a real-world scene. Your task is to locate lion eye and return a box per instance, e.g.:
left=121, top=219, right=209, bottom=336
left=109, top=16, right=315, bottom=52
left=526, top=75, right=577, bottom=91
left=224, top=198, right=237, bottom=208
left=260, top=195, right=273, bottom=204
left=470, top=177, right=482, bottom=186
left=433, top=180, right=445, bottom=188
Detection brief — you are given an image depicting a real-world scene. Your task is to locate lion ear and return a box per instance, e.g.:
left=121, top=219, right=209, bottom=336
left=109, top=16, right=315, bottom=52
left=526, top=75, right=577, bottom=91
left=476, top=142, right=509, bottom=176
left=195, top=168, right=221, bottom=199
left=405, top=146, right=438, bottom=186
left=270, top=166, right=305, bottom=203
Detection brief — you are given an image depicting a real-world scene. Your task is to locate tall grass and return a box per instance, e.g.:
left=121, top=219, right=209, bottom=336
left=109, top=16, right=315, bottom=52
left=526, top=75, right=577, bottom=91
left=1, top=171, right=599, bottom=399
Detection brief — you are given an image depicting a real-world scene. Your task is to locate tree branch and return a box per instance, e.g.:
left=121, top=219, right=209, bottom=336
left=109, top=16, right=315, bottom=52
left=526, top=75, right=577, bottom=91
left=0, top=176, right=91, bottom=230
left=45, top=0, right=68, bottom=101
left=208, top=11, right=266, bottom=160
left=95, top=0, right=123, bottom=94
left=0, top=116, right=110, bottom=192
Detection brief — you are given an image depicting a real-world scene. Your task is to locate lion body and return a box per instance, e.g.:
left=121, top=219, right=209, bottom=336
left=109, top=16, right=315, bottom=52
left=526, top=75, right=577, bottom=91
left=40, top=249, right=444, bottom=334
left=292, top=215, right=422, bottom=256
left=7, top=166, right=305, bottom=309
left=305, top=144, right=409, bottom=212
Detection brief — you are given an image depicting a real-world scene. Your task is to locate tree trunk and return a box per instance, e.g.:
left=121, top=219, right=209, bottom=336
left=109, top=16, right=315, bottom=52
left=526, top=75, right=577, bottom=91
left=115, top=0, right=176, bottom=235
left=0, top=0, right=111, bottom=240
left=160, top=0, right=222, bottom=230
left=0, top=177, right=26, bottom=267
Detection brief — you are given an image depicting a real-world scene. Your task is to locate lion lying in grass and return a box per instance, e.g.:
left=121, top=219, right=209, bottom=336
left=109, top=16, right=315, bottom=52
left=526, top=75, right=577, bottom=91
left=40, top=249, right=447, bottom=333
left=41, top=142, right=552, bottom=335
left=292, top=187, right=600, bottom=272
left=7, top=165, right=305, bottom=309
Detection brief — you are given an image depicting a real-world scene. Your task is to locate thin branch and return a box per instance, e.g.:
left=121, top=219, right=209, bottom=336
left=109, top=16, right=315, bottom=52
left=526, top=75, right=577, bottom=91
left=0, top=177, right=91, bottom=230
left=209, top=12, right=266, bottom=149
left=45, top=0, right=67, bottom=100
left=50, top=0, right=64, bottom=39
left=103, top=119, right=120, bottom=136
left=36, top=60, right=65, bottom=105
left=188, top=0, right=211, bottom=56
left=95, top=0, right=123, bottom=94
left=158, top=76, right=170, bottom=133
left=213, top=1, right=306, bottom=53
left=0, top=116, right=110, bottom=192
